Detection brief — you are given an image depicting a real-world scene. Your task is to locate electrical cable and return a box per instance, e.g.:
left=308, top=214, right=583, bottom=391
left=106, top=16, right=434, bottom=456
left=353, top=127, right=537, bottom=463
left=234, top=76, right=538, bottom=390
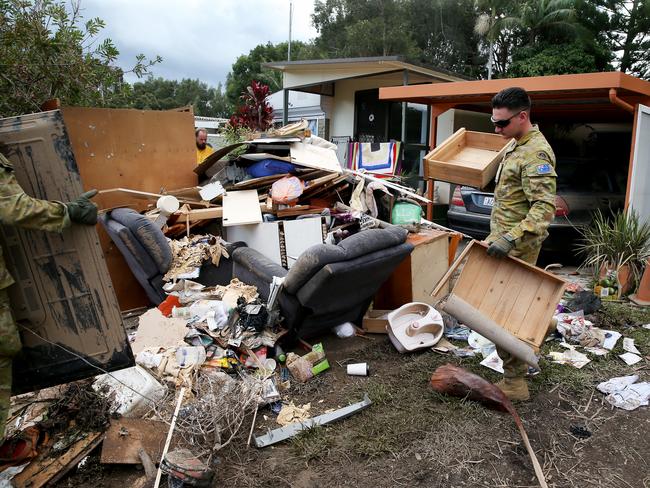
left=17, top=323, right=161, bottom=404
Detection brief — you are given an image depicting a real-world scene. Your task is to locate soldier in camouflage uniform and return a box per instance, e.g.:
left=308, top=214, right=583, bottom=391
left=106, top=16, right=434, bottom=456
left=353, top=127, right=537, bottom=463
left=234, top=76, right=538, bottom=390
left=0, top=153, right=98, bottom=439
left=486, top=87, right=557, bottom=401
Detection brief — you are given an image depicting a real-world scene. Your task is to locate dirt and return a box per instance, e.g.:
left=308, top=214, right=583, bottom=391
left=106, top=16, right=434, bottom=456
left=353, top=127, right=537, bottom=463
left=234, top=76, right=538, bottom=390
left=57, top=302, right=650, bottom=488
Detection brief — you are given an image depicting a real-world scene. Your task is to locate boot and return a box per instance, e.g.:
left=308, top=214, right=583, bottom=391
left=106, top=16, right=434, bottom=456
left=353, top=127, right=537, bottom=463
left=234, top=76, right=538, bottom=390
left=495, top=377, right=530, bottom=401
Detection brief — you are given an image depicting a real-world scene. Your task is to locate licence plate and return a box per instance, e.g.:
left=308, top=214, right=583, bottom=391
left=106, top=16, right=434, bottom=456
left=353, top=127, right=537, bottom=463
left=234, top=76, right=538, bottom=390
left=482, top=196, right=494, bottom=207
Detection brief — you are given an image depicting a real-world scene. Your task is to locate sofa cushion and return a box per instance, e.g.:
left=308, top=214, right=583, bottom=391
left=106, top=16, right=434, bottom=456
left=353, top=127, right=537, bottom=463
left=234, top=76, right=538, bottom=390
left=102, top=217, right=159, bottom=280
left=110, top=208, right=172, bottom=274
left=283, top=226, right=408, bottom=295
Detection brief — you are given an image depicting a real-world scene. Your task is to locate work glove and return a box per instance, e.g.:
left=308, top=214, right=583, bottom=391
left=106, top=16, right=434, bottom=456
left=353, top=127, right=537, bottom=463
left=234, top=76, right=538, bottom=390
left=486, top=235, right=515, bottom=258
left=66, top=189, right=99, bottom=225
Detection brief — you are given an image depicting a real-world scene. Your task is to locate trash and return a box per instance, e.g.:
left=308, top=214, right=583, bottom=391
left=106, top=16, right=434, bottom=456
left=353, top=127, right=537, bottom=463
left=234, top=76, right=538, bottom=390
left=175, top=346, right=207, bottom=369
left=347, top=363, right=370, bottom=376
left=431, top=338, right=458, bottom=354
left=468, top=331, right=496, bottom=357
left=569, top=425, right=592, bottom=439
left=164, top=234, right=228, bottom=281
left=429, top=364, right=548, bottom=488
left=602, top=330, right=622, bottom=350
left=480, top=350, right=504, bottom=373
left=566, top=291, right=601, bottom=314
left=334, top=322, right=356, bottom=338
left=584, top=346, right=609, bottom=356
left=362, top=309, right=391, bottom=334
left=643, top=324, right=650, bottom=330
left=131, top=308, right=189, bottom=354
left=160, top=448, right=213, bottom=487
left=255, top=394, right=372, bottom=448
left=270, top=175, right=304, bottom=203
left=623, top=337, right=641, bottom=355
left=388, top=302, right=444, bottom=353
left=286, top=344, right=329, bottom=382
left=619, top=352, right=642, bottom=365
left=548, top=344, right=591, bottom=369
left=198, top=180, right=225, bottom=201
left=94, top=366, right=166, bottom=417
left=158, top=295, right=182, bottom=317
left=597, top=375, right=650, bottom=411
left=277, top=402, right=312, bottom=426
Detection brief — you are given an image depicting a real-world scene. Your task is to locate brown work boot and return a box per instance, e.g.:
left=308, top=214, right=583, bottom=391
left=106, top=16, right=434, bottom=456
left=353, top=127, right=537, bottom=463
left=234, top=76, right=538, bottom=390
left=495, top=378, right=530, bottom=401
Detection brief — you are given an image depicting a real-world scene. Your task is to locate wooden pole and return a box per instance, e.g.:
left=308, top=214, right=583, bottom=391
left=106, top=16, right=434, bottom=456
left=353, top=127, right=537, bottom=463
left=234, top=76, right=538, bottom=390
left=153, top=387, right=186, bottom=488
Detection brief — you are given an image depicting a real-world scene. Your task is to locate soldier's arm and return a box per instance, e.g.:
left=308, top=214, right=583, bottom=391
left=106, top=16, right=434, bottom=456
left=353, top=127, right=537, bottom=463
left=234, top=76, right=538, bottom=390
left=0, top=163, right=71, bottom=233
left=505, top=155, right=557, bottom=242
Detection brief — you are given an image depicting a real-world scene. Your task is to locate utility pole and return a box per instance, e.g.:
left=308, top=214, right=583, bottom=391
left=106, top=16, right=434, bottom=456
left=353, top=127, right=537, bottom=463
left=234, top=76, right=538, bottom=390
left=288, top=1, right=293, bottom=61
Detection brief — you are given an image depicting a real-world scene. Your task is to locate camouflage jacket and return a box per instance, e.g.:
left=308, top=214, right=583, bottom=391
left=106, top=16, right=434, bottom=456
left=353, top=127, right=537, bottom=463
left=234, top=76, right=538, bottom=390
left=487, top=126, right=557, bottom=263
left=0, top=154, right=70, bottom=289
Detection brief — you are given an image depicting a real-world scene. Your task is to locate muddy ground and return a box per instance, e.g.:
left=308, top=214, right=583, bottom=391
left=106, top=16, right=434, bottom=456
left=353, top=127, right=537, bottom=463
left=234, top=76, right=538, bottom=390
left=56, top=301, right=650, bottom=488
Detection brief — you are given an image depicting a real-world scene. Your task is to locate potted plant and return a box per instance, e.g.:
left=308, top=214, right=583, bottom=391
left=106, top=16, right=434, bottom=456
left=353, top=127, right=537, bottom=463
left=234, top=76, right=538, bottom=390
left=576, top=209, right=650, bottom=300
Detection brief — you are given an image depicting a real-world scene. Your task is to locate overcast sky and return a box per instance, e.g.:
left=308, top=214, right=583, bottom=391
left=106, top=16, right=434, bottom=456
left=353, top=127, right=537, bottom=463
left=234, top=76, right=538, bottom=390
left=80, top=0, right=318, bottom=87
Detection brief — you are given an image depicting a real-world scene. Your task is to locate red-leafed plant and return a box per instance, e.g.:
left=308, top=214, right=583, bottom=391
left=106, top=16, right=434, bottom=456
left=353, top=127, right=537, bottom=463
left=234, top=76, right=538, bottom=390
left=229, top=80, right=274, bottom=131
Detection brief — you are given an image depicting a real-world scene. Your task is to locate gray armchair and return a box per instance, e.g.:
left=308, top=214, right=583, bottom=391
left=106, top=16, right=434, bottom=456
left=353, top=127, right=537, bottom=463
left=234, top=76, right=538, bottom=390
left=232, top=226, right=414, bottom=337
left=100, top=208, right=237, bottom=305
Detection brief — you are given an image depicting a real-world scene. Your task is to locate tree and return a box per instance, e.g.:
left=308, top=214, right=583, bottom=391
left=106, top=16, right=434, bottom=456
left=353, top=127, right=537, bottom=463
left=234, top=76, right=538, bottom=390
left=312, top=0, right=419, bottom=59
left=0, top=0, right=160, bottom=117
left=130, top=77, right=231, bottom=117
left=407, top=0, right=484, bottom=78
left=229, top=80, right=274, bottom=132
left=596, top=0, right=650, bottom=78
left=225, top=41, right=322, bottom=106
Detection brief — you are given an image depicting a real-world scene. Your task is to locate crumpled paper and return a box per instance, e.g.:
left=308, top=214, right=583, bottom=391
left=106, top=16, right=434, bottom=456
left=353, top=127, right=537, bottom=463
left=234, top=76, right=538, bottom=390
left=597, top=375, right=650, bottom=411
left=277, top=402, right=311, bottom=426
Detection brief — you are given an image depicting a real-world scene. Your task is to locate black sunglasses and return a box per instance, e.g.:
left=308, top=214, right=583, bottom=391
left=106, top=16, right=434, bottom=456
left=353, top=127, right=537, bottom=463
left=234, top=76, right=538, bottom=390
left=491, top=110, right=523, bottom=128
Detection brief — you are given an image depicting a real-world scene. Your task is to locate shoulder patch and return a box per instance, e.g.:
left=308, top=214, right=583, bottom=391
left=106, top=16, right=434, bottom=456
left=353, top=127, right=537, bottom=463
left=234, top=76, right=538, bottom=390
left=537, top=151, right=550, bottom=161
left=536, top=163, right=553, bottom=175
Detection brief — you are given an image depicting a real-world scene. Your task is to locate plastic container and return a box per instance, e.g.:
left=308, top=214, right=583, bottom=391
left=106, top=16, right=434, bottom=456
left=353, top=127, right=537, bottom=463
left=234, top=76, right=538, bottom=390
left=93, top=365, right=166, bottom=418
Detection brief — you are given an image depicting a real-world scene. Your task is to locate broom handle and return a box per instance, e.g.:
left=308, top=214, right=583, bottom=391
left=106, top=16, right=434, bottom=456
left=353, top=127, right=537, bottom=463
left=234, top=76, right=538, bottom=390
left=514, top=417, right=548, bottom=488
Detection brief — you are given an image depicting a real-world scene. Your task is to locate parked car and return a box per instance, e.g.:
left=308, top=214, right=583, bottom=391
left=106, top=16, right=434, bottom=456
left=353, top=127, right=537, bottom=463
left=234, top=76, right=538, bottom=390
left=447, top=158, right=626, bottom=257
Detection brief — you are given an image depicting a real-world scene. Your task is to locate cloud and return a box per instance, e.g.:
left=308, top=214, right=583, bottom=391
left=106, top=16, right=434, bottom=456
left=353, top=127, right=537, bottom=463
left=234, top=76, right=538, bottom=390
left=79, top=0, right=317, bottom=87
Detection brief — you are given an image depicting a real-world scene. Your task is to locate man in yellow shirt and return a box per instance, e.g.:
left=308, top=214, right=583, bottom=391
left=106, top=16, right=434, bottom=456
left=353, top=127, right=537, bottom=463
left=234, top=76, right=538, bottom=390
left=196, top=128, right=214, bottom=165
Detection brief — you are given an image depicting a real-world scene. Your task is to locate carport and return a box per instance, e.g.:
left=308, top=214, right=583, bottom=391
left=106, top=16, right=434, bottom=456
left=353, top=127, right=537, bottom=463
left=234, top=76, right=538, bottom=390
left=379, top=72, right=650, bottom=223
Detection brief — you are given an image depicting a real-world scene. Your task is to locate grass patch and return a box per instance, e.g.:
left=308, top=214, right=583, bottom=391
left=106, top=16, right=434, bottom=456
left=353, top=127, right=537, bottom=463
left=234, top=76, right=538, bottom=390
left=596, top=302, right=650, bottom=328
left=290, top=425, right=331, bottom=461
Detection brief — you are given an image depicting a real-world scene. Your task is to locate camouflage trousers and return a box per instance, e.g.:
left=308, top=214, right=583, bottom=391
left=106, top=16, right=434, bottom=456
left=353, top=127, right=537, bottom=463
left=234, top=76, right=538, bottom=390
left=0, top=288, right=21, bottom=439
left=496, top=244, right=541, bottom=380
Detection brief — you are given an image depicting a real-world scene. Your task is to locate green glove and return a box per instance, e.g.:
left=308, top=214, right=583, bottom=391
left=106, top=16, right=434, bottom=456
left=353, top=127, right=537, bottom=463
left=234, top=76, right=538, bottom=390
left=486, top=235, right=515, bottom=258
left=66, top=189, right=99, bottom=225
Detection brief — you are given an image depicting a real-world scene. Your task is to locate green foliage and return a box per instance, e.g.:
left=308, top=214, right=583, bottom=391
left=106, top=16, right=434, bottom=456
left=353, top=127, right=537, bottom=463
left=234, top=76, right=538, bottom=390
left=575, top=209, right=650, bottom=283
left=508, top=42, right=599, bottom=76
left=0, top=0, right=160, bottom=117
left=130, top=77, right=230, bottom=117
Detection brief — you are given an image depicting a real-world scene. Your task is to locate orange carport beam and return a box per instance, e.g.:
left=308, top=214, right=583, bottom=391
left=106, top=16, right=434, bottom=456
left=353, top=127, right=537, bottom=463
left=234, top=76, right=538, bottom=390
left=378, top=71, right=650, bottom=105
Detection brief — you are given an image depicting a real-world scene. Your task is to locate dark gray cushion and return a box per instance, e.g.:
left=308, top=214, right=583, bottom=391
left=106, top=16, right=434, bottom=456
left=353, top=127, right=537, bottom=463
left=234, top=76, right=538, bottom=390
left=110, top=208, right=172, bottom=274
left=283, top=226, right=408, bottom=295
left=103, top=217, right=159, bottom=279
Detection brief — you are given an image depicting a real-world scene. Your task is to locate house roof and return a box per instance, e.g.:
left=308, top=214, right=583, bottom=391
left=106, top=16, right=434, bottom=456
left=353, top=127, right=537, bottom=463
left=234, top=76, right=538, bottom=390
left=264, top=56, right=467, bottom=94
left=379, top=72, right=650, bottom=119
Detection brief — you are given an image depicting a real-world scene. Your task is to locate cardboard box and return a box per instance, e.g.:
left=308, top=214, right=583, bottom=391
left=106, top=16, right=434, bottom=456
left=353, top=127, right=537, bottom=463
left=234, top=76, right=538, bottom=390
left=362, top=310, right=391, bottom=334
left=424, top=128, right=512, bottom=189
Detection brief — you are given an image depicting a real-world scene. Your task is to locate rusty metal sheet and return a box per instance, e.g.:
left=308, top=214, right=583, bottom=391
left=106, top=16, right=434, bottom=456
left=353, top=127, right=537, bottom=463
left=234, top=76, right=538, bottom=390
left=0, top=110, right=134, bottom=394
left=100, top=419, right=167, bottom=464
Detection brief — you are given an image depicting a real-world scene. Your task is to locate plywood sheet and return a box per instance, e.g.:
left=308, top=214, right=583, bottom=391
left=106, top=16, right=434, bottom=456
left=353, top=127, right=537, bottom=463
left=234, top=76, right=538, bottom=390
left=100, top=419, right=167, bottom=464
left=225, top=222, right=282, bottom=265
left=222, top=190, right=263, bottom=226
left=62, top=107, right=197, bottom=310
left=283, top=218, right=325, bottom=268
left=450, top=243, right=566, bottom=348
left=290, top=142, right=343, bottom=173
